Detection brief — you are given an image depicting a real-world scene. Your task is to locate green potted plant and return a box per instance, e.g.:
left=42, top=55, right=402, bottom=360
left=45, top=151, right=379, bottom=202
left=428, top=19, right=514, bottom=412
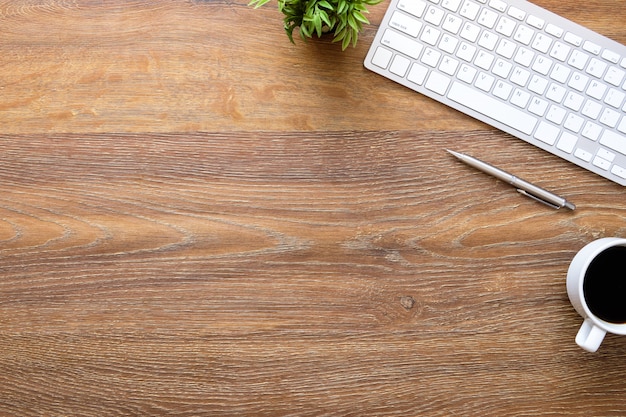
left=249, top=0, right=382, bottom=50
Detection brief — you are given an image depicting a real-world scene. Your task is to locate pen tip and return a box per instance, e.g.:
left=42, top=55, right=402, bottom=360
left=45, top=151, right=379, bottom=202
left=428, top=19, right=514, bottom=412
left=446, top=149, right=462, bottom=158
left=565, top=201, right=576, bottom=210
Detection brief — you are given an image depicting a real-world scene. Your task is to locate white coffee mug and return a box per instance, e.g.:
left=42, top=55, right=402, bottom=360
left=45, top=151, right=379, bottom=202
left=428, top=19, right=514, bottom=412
left=566, top=237, right=626, bottom=352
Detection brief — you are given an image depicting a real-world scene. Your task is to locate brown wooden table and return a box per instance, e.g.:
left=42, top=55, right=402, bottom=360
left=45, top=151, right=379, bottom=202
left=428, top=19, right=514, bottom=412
left=1, top=0, right=625, bottom=415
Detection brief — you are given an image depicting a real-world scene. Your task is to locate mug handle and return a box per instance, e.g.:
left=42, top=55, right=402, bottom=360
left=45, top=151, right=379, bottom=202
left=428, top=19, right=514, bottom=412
left=575, top=318, right=606, bottom=353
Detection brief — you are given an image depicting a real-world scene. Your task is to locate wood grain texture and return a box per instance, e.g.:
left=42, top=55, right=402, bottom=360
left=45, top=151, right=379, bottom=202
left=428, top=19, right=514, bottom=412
left=1, top=1, right=626, bottom=416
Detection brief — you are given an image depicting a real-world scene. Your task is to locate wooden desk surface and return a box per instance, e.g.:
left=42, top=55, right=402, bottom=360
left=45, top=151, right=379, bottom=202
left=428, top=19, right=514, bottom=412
left=1, top=0, right=625, bottom=415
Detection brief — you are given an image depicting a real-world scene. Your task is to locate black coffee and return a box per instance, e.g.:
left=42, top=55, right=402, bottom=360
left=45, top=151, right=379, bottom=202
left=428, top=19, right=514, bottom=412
left=582, top=246, right=626, bottom=324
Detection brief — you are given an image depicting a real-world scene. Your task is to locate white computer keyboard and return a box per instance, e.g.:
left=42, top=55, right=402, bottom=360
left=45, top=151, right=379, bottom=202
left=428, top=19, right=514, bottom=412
left=364, top=0, right=626, bottom=186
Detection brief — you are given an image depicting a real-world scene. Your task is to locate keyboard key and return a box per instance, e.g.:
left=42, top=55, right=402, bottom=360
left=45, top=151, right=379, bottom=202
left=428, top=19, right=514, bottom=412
left=475, top=51, right=495, bottom=70
left=564, top=113, right=584, bottom=132
left=457, top=63, right=477, bottom=83
left=457, top=42, right=477, bottom=61
left=496, top=39, right=517, bottom=59
left=442, top=0, right=462, bottom=12
left=600, top=108, right=620, bottom=128
left=398, top=0, right=428, bottom=17
left=604, top=67, right=625, bottom=86
left=586, top=80, right=607, bottom=100
left=611, top=164, right=626, bottom=179
left=564, top=32, right=583, bottom=47
left=545, top=23, right=563, bottom=38
left=439, top=56, right=460, bottom=75
left=421, top=47, right=442, bottom=67
left=546, top=105, right=567, bottom=124
left=568, top=72, right=589, bottom=91
left=535, top=121, right=560, bottom=145
left=602, top=49, right=620, bottom=64
left=508, top=6, right=526, bottom=21
left=550, top=63, right=570, bottom=83
left=439, top=34, right=459, bottom=53
left=459, top=0, right=480, bottom=20
left=382, top=29, right=423, bottom=59
left=460, top=22, right=481, bottom=42
left=593, top=155, right=612, bottom=170
left=604, top=88, right=625, bottom=108
left=575, top=148, right=593, bottom=162
left=526, top=15, right=544, bottom=30
left=475, top=72, right=495, bottom=91
left=546, top=83, right=566, bottom=103
left=550, top=42, right=571, bottom=61
left=510, top=67, right=531, bottom=86
left=557, top=132, right=578, bottom=153
left=493, top=80, right=513, bottom=99
left=425, top=71, right=450, bottom=95
left=582, top=100, right=602, bottom=119
left=407, top=63, right=429, bottom=85
left=495, top=16, right=516, bottom=37
left=532, top=56, right=553, bottom=75
left=513, top=25, right=534, bottom=45
left=528, top=75, right=549, bottom=95
left=514, top=47, right=534, bottom=67
left=583, top=41, right=601, bottom=55
left=564, top=91, right=584, bottom=111
left=478, top=31, right=499, bottom=50
left=568, top=50, right=589, bottom=70
left=587, top=58, right=607, bottom=78
left=489, top=0, right=506, bottom=12
left=421, top=26, right=442, bottom=45
left=372, top=47, right=393, bottom=69
left=582, top=121, right=602, bottom=140
left=442, top=14, right=463, bottom=34
left=528, top=96, right=549, bottom=116
left=425, top=6, right=445, bottom=25
left=597, top=148, right=616, bottom=162
left=493, top=58, right=512, bottom=78
left=390, top=55, right=411, bottom=76
left=447, top=82, right=538, bottom=135
left=390, top=11, right=422, bottom=37
left=478, top=8, right=498, bottom=28
left=599, top=130, right=626, bottom=156
left=532, top=33, right=552, bottom=53
left=510, top=88, right=531, bottom=108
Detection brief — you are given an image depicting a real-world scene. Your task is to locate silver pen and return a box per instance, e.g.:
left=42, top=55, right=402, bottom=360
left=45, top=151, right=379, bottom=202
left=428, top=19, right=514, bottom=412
left=447, top=149, right=575, bottom=210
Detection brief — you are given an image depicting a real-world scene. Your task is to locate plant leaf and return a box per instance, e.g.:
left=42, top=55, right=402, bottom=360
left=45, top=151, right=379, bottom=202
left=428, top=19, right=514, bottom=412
left=337, top=0, right=347, bottom=14
left=341, top=30, right=352, bottom=50
left=300, top=21, right=312, bottom=38
left=248, top=0, right=272, bottom=8
left=319, top=9, right=331, bottom=27
left=318, top=0, right=333, bottom=10
left=353, top=10, right=369, bottom=24
left=347, top=14, right=359, bottom=32
left=314, top=14, right=322, bottom=37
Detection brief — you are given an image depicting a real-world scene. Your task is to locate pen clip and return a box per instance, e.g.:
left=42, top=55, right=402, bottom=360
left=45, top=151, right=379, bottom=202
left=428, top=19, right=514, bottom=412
left=516, top=189, right=561, bottom=209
